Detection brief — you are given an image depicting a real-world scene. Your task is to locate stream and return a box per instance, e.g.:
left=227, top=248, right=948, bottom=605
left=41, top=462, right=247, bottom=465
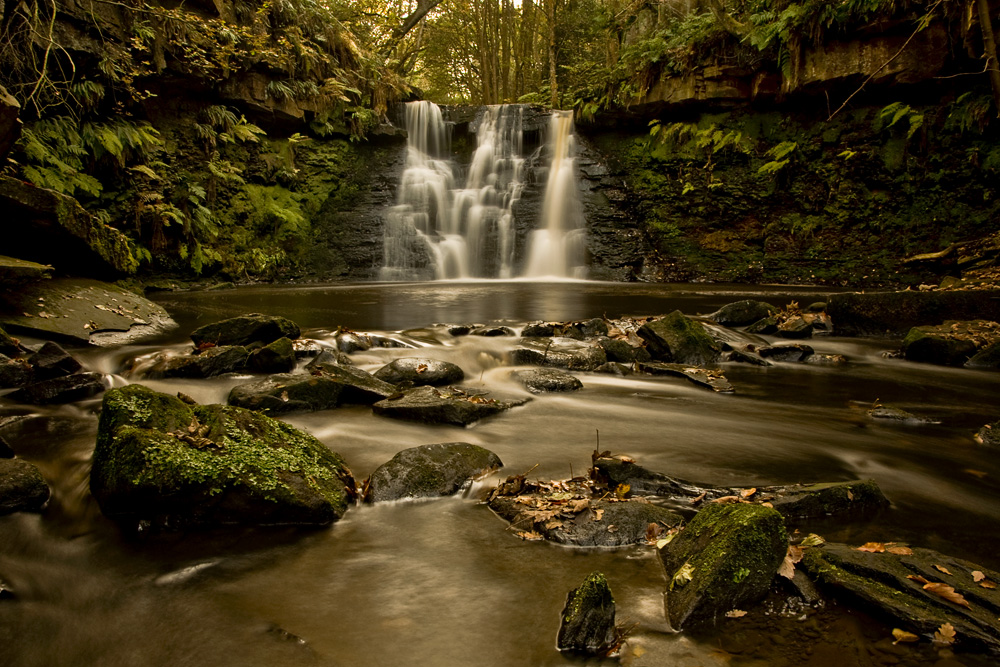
left=2, top=280, right=999, bottom=667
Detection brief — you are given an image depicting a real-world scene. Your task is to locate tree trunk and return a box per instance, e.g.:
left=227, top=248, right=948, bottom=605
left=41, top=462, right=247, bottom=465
left=976, top=0, right=1000, bottom=116
left=547, top=0, right=557, bottom=108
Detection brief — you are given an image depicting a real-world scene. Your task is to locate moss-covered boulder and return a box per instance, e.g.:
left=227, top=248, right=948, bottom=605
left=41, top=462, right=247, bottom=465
left=766, top=480, right=888, bottom=519
left=0, top=458, right=50, bottom=514
left=595, top=336, right=651, bottom=363
left=0, top=324, right=21, bottom=357
left=637, top=311, right=720, bottom=365
left=557, top=572, right=617, bottom=655
left=709, top=300, right=778, bottom=327
left=800, top=543, right=1000, bottom=654
left=777, top=316, right=813, bottom=339
left=228, top=373, right=345, bottom=414
left=511, top=368, right=583, bottom=393
left=373, top=357, right=465, bottom=387
left=966, top=340, right=1000, bottom=369
left=901, top=325, right=978, bottom=366
left=189, top=314, right=300, bottom=348
left=372, top=385, right=528, bottom=426
left=247, top=337, right=297, bottom=373
left=660, top=502, right=787, bottom=629
left=363, top=443, right=503, bottom=502
left=90, top=384, right=355, bottom=529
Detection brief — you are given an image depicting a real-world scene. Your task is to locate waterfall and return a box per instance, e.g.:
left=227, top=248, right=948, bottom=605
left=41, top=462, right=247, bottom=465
left=524, top=111, right=587, bottom=279
left=380, top=101, right=586, bottom=280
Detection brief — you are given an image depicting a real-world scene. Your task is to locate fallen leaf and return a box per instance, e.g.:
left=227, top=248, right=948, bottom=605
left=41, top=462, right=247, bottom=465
left=415, top=364, right=428, bottom=373
left=725, top=609, right=748, bottom=618
left=544, top=518, right=564, bottom=530
left=592, top=509, right=604, bottom=521
left=690, top=491, right=707, bottom=504
left=567, top=499, right=590, bottom=513
left=800, top=533, right=826, bottom=547
left=515, top=530, right=543, bottom=541
left=964, top=469, right=988, bottom=478
left=980, top=580, right=997, bottom=589
left=740, top=487, right=757, bottom=499
left=857, top=542, right=885, bottom=553
left=787, top=545, right=804, bottom=563
left=887, top=546, right=914, bottom=555
left=933, top=622, right=956, bottom=646
left=607, top=524, right=618, bottom=533
left=615, top=483, right=630, bottom=500
left=934, top=564, right=953, bottom=576
left=710, top=495, right=741, bottom=504
left=778, top=553, right=796, bottom=580
left=907, top=574, right=930, bottom=585
left=847, top=490, right=855, bottom=501
left=892, top=628, right=919, bottom=645
left=972, top=570, right=986, bottom=582
left=644, top=522, right=664, bottom=544
left=672, top=561, right=694, bottom=587
left=280, top=390, right=290, bottom=402
left=923, top=582, right=971, bottom=608
left=655, top=534, right=676, bottom=549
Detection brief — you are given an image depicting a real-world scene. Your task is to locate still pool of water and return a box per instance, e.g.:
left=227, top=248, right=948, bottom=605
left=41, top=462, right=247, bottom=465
left=2, top=281, right=999, bottom=667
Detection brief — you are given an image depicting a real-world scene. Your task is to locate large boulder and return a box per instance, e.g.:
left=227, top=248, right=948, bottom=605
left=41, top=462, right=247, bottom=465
left=557, top=572, right=617, bottom=655
left=709, top=300, right=778, bottom=327
left=660, top=503, right=787, bottom=629
left=228, top=374, right=345, bottom=414
left=0, top=255, right=51, bottom=287
left=637, top=362, right=734, bottom=392
left=246, top=337, right=297, bottom=373
left=637, top=311, right=721, bottom=365
left=512, top=368, right=583, bottom=393
left=363, top=443, right=503, bottom=502
left=189, top=314, right=300, bottom=348
left=372, top=385, right=528, bottom=426
left=595, top=336, right=651, bottom=363
left=146, top=345, right=249, bottom=379
left=26, top=341, right=82, bottom=380
left=8, top=372, right=107, bottom=404
left=800, top=543, right=1000, bottom=654
left=901, top=325, right=978, bottom=366
left=373, top=357, right=465, bottom=387
left=827, top=290, right=1000, bottom=336
left=765, top=480, right=889, bottom=519
left=510, top=339, right=608, bottom=371
left=0, top=458, right=50, bottom=514
left=308, top=363, right=396, bottom=404
left=90, top=384, right=355, bottom=529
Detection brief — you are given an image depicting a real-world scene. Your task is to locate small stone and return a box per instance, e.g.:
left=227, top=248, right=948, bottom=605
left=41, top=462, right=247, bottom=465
left=373, top=358, right=465, bottom=386
left=0, top=457, right=50, bottom=514
left=557, top=572, right=616, bottom=654
left=364, top=443, right=503, bottom=502
left=512, top=368, right=583, bottom=393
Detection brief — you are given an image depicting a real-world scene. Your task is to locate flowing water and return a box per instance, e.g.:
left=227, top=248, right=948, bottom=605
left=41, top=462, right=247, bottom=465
left=2, top=281, right=1000, bottom=667
left=380, top=102, right=585, bottom=280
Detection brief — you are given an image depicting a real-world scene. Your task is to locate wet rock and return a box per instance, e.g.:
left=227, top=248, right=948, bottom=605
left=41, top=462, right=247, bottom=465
left=966, top=341, right=1000, bottom=369
left=637, top=311, right=721, bottom=365
left=247, top=337, right=296, bottom=374
left=800, top=543, right=1000, bottom=654
left=709, top=300, right=778, bottom=327
left=0, top=255, right=51, bottom=288
left=757, top=343, right=814, bottom=362
left=807, top=302, right=827, bottom=312
left=0, top=435, right=13, bottom=458
left=557, top=572, right=617, bottom=655
left=803, top=353, right=848, bottom=366
left=594, top=362, right=633, bottom=376
left=189, top=314, right=300, bottom=348
left=372, top=385, right=528, bottom=426
left=510, top=340, right=608, bottom=371
left=521, top=321, right=556, bottom=337
left=578, top=318, right=609, bottom=338
left=0, top=324, right=21, bottom=357
left=305, top=348, right=354, bottom=369
left=446, top=324, right=475, bottom=336
left=336, top=331, right=374, bottom=353
left=8, top=372, right=107, bottom=404
left=777, top=316, right=813, bottom=339
left=364, top=442, right=503, bottom=502
left=312, top=364, right=396, bottom=404
left=148, top=345, right=249, bottom=379
left=765, top=480, right=889, bottom=519
left=660, top=503, right=787, bottom=629
left=975, top=421, right=1000, bottom=447
left=0, top=458, right=50, bottom=514
left=90, top=384, right=355, bottom=529
left=228, top=374, right=344, bottom=414
left=593, top=457, right=726, bottom=499
left=803, top=311, right=833, bottom=333
left=0, top=354, right=33, bottom=388
left=595, top=336, right=651, bottom=363
left=827, top=290, right=1000, bottom=336
left=291, top=339, right=325, bottom=359
left=373, top=357, right=465, bottom=386
left=470, top=325, right=515, bottom=337
left=638, top=362, right=734, bottom=393
left=867, top=404, right=940, bottom=424
left=901, top=324, right=979, bottom=366
left=725, top=348, right=772, bottom=366
left=26, top=341, right=82, bottom=380
left=745, top=316, right=779, bottom=335
left=512, top=368, right=583, bottom=393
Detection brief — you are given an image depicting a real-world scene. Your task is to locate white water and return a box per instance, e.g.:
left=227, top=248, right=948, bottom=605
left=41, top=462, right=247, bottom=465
left=380, top=102, right=586, bottom=280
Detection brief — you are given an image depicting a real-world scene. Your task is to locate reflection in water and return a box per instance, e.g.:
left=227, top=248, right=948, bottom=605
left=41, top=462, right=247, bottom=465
left=2, top=282, right=1000, bottom=667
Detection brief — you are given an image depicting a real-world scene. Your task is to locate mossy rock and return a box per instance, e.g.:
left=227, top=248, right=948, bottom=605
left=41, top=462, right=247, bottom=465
left=966, top=341, right=1000, bottom=369
left=509, top=340, right=608, bottom=371
left=190, top=314, right=300, bottom=348
left=767, top=480, right=888, bottom=519
left=511, top=368, right=583, bottom=393
left=307, top=362, right=396, bottom=404
left=709, top=300, right=778, bottom=327
left=363, top=442, right=503, bottom=502
left=373, top=357, right=465, bottom=387
left=372, top=385, right=528, bottom=426
left=247, top=337, right=296, bottom=373
left=0, top=324, right=20, bottom=357
left=147, top=345, right=250, bottom=379
left=8, top=372, right=107, bottom=405
left=557, top=572, right=616, bottom=654
left=660, top=502, right=787, bottom=629
left=975, top=421, right=1000, bottom=447
left=901, top=327, right=977, bottom=366
left=90, top=384, right=355, bottom=529
left=0, top=354, right=33, bottom=388
left=595, top=336, right=651, bottom=363
left=227, top=373, right=344, bottom=414
left=637, top=311, right=720, bottom=365
left=0, top=458, right=50, bottom=514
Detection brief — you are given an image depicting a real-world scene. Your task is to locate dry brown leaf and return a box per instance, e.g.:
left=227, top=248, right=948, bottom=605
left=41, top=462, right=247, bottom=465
left=934, top=564, right=953, bottom=576
left=908, top=574, right=931, bottom=585
left=800, top=533, right=825, bottom=547
left=644, top=522, right=664, bottom=543
left=568, top=499, right=590, bottom=513
left=415, top=364, right=428, bottom=373
left=933, top=622, right=956, bottom=646
left=690, top=491, right=707, bottom=504
left=778, top=554, right=796, bottom=580
left=972, top=570, right=986, bottom=582
left=592, top=508, right=604, bottom=521
left=923, top=582, right=971, bottom=608
left=711, top=495, right=741, bottom=504
left=515, top=530, right=543, bottom=541
left=964, top=469, right=988, bottom=479
left=544, top=518, right=564, bottom=530
left=787, top=545, right=804, bottom=563
left=891, top=628, right=919, bottom=645
left=847, top=489, right=855, bottom=501
left=725, top=609, right=748, bottom=618
left=740, top=487, right=757, bottom=499
left=857, top=542, right=885, bottom=553
left=980, top=580, right=997, bottom=589
left=887, top=546, right=914, bottom=555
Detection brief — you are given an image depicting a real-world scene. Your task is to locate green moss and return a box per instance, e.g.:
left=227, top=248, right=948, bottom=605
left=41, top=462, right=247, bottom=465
left=565, top=572, right=614, bottom=623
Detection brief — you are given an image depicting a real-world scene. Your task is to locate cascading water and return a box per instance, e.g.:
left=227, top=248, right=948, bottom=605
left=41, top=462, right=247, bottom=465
left=523, top=111, right=587, bottom=279
left=380, top=101, right=586, bottom=280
